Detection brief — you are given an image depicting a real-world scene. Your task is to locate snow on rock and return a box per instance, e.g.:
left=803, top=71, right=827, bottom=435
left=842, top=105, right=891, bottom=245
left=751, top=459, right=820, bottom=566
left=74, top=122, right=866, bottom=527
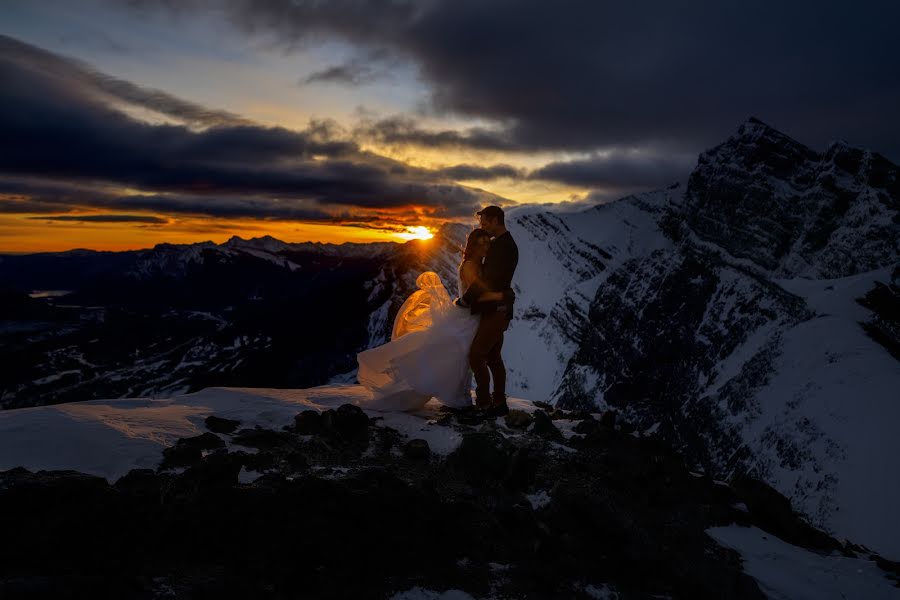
left=545, top=120, right=900, bottom=560
left=0, top=384, right=533, bottom=481
left=707, top=525, right=900, bottom=599
left=500, top=189, right=677, bottom=401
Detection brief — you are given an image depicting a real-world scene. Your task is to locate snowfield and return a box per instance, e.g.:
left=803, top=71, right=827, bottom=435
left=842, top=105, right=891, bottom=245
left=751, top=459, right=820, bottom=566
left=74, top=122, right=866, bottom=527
left=707, top=525, right=900, bottom=600
left=0, top=384, right=537, bottom=481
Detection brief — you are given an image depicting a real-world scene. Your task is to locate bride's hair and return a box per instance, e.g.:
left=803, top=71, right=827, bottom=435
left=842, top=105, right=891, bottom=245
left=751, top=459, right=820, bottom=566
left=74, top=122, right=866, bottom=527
left=462, top=228, right=491, bottom=260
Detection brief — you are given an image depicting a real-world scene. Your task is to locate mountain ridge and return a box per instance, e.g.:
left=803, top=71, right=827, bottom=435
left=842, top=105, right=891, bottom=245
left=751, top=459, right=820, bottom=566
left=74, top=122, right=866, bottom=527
left=2, top=118, right=898, bottom=558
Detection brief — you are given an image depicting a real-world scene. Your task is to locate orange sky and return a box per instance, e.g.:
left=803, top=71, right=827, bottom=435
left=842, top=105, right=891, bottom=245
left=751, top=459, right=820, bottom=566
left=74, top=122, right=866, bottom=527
left=0, top=212, right=432, bottom=254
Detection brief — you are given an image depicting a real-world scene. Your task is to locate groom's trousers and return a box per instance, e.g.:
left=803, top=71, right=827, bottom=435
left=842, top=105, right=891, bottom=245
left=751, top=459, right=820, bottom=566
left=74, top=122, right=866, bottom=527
left=469, top=310, right=510, bottom=407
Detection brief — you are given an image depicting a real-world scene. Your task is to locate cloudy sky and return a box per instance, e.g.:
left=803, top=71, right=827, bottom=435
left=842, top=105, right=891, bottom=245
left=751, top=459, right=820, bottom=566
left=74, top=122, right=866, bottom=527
left=2, top=0, right=898, bottom=252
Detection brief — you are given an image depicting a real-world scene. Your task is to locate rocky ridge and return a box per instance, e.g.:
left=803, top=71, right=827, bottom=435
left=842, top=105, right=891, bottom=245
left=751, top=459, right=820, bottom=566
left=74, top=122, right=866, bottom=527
left=3, top=399, right=898, bottom=599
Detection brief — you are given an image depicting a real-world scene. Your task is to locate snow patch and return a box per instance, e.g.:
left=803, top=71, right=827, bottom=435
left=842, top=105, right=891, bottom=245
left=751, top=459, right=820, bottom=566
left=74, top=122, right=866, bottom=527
left=0, top=384, right=534, bottom=481
left=707, top=525, right=900, bottom=599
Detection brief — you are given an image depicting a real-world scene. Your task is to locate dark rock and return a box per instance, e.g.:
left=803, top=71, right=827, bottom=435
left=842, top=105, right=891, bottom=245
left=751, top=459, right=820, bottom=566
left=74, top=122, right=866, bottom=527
left=284, top=450, right=308, bottom=471
left=403, top=439, right=431, bottom=460
left=730, top=474, right=842, bottom=553
left=335, top=403, right=370, bottom=429
left=241, top=451, right=276, bottom=472
left=319, top=404, right=371, bottom=445
left=205, top=414, right=241, bottom=434
left=294, top=409, right=323, bottom=434
left=504, top=447, right=538, bottom=491
left=874, top=555, right=900, bottom=581
left=161, top=432, right=226, bottom=468
left=449, top=431, right=512, bottom=484
left=115, top=468, right=163, bottom=496
left=0, top=469, right=110, bottom=500
left=533, top=400, right=554, bottom=411
left=432, top=414, right=453, bottom=426
left=573, top=416, right=599, bottom=435
left=504, top=409, right=534, bottom=429
left=184, top=451, right=244, bottom=490
left=599, top=410, right=617, bottom=428
left=249, top=471, right=289, bottom=489
left=191, top=432, right=227, bottom=450
left=231, top=427, right=292, bottom=450
left=454, top=407, right=489, bottom=426
left=532, top=410, right=564, bottom=441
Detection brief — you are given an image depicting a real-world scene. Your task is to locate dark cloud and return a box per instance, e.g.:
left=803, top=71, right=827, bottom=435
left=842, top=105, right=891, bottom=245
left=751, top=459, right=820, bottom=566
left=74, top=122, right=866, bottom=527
left=435, top=164, right=523, bottom=181
left=529, top=152, right=694, bottom=190
left=303, top=49, right=393, bottom=86
left=26, top=214, right=168, bottom=223
left=304, top=63, right=377, bottom=86
left=0, top=34, right=248, bottom=128
left=0, top=36, right=505, bottom=222
left=137, top=0, right=900, bottom=160
left=354, top=116, right=520, bottom=153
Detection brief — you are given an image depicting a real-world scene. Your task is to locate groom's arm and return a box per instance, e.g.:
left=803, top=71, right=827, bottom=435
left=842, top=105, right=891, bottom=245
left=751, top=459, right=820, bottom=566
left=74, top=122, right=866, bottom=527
left=461, top=276, right=504, bottom=305
left=461, top=279, right=489, bottom=306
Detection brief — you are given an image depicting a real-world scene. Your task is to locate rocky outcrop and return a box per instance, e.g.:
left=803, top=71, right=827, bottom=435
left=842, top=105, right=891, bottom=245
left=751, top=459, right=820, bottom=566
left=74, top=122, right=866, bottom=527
left=553, top=119, right=900, bottom=549
left=683, top=117, right=899, bottom=278
left=5, top=403, right=891, bottom=599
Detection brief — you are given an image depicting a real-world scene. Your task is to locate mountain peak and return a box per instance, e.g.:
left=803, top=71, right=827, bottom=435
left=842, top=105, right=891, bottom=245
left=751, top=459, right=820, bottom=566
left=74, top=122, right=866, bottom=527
left=728, top=117, right=810, bottom=151
left=222, top=234, right=291, bottom=253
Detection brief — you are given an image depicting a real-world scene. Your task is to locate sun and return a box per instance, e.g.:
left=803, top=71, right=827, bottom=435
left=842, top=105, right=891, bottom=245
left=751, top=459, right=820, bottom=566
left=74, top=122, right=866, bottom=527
left=396, top=226, right=434, bottom=241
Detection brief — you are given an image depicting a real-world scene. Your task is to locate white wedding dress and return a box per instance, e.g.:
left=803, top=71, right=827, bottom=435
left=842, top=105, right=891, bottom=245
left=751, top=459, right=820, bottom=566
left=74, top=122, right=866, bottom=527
left=356, top=268, right=480, bottom=411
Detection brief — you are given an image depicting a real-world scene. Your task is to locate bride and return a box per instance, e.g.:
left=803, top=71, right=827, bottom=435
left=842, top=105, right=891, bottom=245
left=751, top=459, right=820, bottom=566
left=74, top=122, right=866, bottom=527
left=356, top=228, right=504, bottom=411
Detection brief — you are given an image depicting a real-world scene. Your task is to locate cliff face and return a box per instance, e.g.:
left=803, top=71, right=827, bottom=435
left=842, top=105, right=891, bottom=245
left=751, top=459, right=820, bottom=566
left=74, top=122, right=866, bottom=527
left=682, top=117, right=899, bottom=278
left=547, top=119, right=900, bottom=556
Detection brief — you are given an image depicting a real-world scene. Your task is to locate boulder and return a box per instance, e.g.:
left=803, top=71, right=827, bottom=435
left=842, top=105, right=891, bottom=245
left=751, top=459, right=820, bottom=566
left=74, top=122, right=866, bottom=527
left=573, top=416, right=599, bottom=435
left=449, top=431, right=512, bottom=484
left=161, top=432, right=226, bottom=468
left=532, top=410, right=564, bottom=441
left=505, top=409, right=534, bottom=429
left=403, top=439, right=431, bottom=460
left=294, top=410, right=323, bottom=434
left=231, top=427, right=292, bottom=450
left=599, top=410, right=617, bottom=428
left=321, top=404, right=370, bottom=444
left=204, top=415, right=241, bottom=434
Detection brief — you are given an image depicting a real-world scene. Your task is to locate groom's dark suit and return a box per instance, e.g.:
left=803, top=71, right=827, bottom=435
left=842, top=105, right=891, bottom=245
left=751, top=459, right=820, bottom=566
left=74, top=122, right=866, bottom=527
left=461, top=230, right=519, bottom=407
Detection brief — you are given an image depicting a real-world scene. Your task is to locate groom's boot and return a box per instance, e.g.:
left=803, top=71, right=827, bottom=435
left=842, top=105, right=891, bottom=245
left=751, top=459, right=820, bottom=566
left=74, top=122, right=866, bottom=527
left=485, top=392, right=509, bottom=417
left=474, top=392, right=493, bottom=410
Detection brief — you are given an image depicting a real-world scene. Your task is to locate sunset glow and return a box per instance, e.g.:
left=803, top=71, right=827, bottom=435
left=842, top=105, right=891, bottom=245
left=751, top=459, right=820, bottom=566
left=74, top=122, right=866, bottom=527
left=3, top=2, right=895, bottom=255
left=395, top=226, right=435, bottom=241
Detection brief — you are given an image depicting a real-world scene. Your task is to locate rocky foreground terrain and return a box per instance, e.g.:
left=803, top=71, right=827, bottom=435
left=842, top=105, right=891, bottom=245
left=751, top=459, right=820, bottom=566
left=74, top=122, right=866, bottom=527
left=2, top=397, right=898, bottom=599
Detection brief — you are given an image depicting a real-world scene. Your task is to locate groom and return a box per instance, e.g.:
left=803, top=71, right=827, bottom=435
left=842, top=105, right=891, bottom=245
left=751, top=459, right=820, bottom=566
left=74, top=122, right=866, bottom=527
left=462, top=205, right=519, bottom=416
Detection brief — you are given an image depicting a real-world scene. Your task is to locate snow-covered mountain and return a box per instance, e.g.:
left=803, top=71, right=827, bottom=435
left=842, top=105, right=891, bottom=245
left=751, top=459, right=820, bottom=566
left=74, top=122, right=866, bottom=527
left=2, top=118, right=898, bottom=560
left=0, top=236, right=405, bottom=408
left=361, top=119, right=900, bottom=557
left=489, top=119, right=899, bottom=558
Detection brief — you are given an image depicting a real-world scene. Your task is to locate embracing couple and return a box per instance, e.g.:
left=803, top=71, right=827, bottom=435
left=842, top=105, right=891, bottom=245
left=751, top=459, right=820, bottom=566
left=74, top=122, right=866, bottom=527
left=356, top=205, right=519, bottom=416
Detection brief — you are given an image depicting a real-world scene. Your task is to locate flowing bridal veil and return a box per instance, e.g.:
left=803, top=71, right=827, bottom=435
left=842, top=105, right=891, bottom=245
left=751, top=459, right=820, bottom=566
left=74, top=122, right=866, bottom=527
left=357, top=271, right=479, bottom=411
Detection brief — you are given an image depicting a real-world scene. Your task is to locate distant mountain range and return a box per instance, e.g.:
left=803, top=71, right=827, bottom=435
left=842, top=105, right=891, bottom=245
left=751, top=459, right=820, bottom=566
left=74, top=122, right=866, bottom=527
left=2, top=117, right=898, bottom=557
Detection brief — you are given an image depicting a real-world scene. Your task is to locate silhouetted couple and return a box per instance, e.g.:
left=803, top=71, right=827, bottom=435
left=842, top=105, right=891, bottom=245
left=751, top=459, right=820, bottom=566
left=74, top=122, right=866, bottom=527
left=356, top=205, right=519, bottom=416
